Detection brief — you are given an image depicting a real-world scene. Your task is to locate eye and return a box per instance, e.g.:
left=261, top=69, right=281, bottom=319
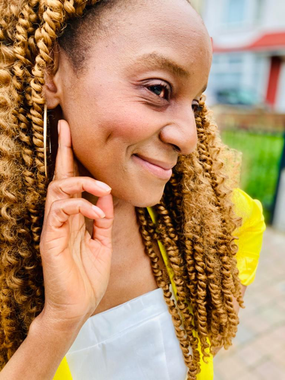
left=192, top=100, right=202, bottom=114
left=147, top=83, right=171, bottom=101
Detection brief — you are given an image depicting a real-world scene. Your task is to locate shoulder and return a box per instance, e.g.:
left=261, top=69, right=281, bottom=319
left=231, top=188, right=266, bottom=286
left=232, top=188, right=265, bottom=229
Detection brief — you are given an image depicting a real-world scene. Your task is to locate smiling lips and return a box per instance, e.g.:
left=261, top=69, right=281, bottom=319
left=133, top=154, right=176, bottom=180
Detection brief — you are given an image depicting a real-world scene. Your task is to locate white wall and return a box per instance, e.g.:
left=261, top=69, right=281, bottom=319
left=202, top=0, right=285, bottom=48
left=207, top=51, right=270, bottom=104
left=262, top=0, right=285, bottom=30
left=202, top=0, right=285, bottom=107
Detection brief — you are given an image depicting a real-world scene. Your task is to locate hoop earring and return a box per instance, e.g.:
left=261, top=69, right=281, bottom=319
left=43, top=104, right=48, bottom=178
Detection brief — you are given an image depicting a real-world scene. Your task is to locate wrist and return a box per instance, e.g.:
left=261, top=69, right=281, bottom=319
left=0, top=309, right=83, bottom=380
left=30, top=308, right=84, bottom=341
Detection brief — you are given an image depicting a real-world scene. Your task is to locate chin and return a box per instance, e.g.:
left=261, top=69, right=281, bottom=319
left=114, top=185, right=165, bottom=208
left=135, top=190, right=165, bottom=208
left=134, top=197, right=162, bottom=208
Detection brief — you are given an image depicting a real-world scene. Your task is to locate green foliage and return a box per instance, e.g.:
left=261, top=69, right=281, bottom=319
left=221, top=129, right=285, bottom=222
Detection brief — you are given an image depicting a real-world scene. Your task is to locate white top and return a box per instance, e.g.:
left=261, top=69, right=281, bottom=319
left=66, top=287, right=188, bottom=380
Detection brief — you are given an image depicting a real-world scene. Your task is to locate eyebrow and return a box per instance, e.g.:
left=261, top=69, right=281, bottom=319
left=132, top=52, right=190, bottom=78
left=131, top=52, right=208, bottom=95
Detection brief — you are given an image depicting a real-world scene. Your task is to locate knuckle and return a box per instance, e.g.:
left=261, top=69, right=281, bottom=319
left=47, top=177, right=87, bottom=197
left=47, top=179, right=60, bottom=194
left=50, top=200, right=69, bottom=224
left=50, top=199, right=64, bottom=215
left=48, top=179, right=70, bottom=198
left=74, top=178, right=84, bottom=189
left=76, top=198, right=86, bottom=211
left=61, top=170, right=75, bottom=179
left=50, top=198, right=84, bottom=215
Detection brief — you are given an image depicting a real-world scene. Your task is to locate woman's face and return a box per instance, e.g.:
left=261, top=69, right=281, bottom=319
left=48, top=0, right=212, bottom=207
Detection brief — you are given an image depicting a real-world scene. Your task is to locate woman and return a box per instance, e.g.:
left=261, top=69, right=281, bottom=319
left=0, top=0, right=265, bottom=379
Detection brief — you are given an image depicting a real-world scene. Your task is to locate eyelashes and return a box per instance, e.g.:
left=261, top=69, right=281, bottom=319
left=146, top=82, right=202, bottom=113
left=147, top=82, right=171, bottom=101
left=143, top=79, right=202, bottom=117
left=191, top=100, right=202, bottom=113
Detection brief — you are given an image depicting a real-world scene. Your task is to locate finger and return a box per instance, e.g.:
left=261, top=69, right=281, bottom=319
left=45, top=177, right=111, bottom=215
left=92, top=194, right=114, bottom=246
left=54, top=120, right=75, bottom=180
left=44, top=198, right=106, bottom=232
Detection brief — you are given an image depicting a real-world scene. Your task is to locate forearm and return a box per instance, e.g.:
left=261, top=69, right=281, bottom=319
left=0, top=313, right=81, bottom=380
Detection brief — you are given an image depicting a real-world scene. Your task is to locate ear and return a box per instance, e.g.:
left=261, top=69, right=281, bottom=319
left=43, top=45, right=61, bottom=109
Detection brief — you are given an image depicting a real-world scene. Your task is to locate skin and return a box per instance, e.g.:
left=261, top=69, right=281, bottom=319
left=43, top=0, right=213, bottom=315
left=46, top=0, right=212, bottom=207
left=0, top=1, right=244, bottom=378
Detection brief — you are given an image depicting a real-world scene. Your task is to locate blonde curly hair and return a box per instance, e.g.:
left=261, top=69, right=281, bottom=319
left=0, top=1, right=243, bottom=379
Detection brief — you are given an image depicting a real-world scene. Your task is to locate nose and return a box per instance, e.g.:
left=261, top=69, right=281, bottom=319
left=159, top=103, right=198, bottom=155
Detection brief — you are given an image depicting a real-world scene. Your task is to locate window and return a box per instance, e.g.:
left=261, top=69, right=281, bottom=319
left=209, top=53, right=244, bottom=91
left=224, top=0, right=246, bottom=25
left=255, top=0, right=264, bottom=22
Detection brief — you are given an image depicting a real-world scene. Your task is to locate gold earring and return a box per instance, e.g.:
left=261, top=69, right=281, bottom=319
left=43, top=104, right=48, bottom=178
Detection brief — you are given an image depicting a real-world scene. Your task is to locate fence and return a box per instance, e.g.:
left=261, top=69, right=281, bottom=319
left=216, top=110, right=285, bottom=224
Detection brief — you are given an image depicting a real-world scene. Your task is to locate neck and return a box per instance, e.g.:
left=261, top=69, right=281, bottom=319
left=78, top=160, right=145, bottom=255
left=84, top=192, right=142, bottom=253
left=112, top=197, right=140, bottom=248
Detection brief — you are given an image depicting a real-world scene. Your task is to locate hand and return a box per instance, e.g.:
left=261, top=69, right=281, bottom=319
left=39, top=120, right=114, bottom=328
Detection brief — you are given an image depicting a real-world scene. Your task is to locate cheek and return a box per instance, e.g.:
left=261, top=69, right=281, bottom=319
left=94, top=104, right=157, bottom=145
left=69, top=107, right=147, bottom=168
left=71, top=76, right=160, bottom=145
left=67, top=81, right=160, bottom=162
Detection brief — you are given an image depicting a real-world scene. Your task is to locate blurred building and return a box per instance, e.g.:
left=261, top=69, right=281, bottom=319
left=198, top=0, right=285, bottom=112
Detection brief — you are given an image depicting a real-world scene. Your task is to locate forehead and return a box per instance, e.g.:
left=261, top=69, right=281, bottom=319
left=66, top=0, right=212, bottom=84
left=99, top=2, right=206, bottom=52
left=98, top=0, right=211, bottom=54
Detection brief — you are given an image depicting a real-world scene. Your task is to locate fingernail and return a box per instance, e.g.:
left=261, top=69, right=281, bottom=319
left=92, top=205, right=105, bottom=218
left=96, top=181, right=112, bottom=192
left=58, top=121, right=61, bottom=136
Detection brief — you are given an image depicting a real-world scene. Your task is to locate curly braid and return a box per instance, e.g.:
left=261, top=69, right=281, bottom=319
left=196, top=98, right=243, bottom=345
left=0, top=0, right=98, bottom=366
left=136, top=208, right=200, bottom=380
left=136, top=99, right=243, bottom=379
left=0, top=1, right=243, bottom=378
